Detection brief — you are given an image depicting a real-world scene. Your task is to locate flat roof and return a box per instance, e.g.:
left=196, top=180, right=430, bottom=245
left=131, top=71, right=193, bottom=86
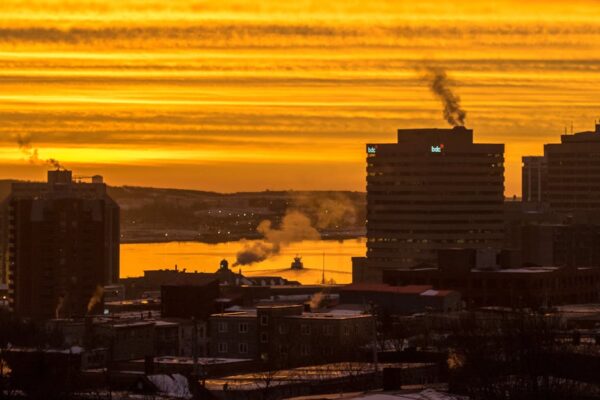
left=341, top=284, right=455, bottom=297
left=132, top=356, right=252, bottom=365
left=210, top=310, right=257, bottom=318
left=288, top=309, right=372, bottom=320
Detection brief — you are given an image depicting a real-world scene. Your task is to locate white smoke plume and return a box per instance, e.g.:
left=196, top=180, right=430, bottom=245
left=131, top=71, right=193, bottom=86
left=292, top=193, right=357, bottom=229
left=55, top=295, right=65, bottom=319
left=309, top=292, right=325, bottom=311
left=234, top=210, right=320, bottom=266
left=87, top=285, right=104, bottom=314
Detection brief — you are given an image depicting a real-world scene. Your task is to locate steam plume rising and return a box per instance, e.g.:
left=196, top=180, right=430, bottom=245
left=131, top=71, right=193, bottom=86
left=15, top=133, right=64, bottom=169
left=55, top=295, right=65, bottom=319
left=234, top=210, right=320, bottom=266
left=87, top=285, right=104, bottom=314
left=309, top=292, right=325, bottom=311
left=425, top=67, right=466, bottom=127
left=292, top=193, right=357, bottom=230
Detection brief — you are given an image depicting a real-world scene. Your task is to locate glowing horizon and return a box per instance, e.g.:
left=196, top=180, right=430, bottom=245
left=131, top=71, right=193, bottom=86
left=1, top=0, right=600, bottom=195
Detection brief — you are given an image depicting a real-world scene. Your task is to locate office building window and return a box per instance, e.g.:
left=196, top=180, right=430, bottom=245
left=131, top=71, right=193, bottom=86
left=239, top=323, right=248, bottom=333
left=260, top=315, right=269, bottom=326
left=218, top=342, right=228, bottom=353
left=301, top=324, right=311, bottom=335
left=239, top=343, right=248, bottom=354
left=260, top=332, right=268, bottom=343
left=301, top=344, right=310, bottom=356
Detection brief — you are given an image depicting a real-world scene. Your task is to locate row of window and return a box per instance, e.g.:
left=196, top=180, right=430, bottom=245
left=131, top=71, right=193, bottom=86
left=218, top=321, right=249, bottom=333
left=216, top=320, right=360, bottom=337
left=217, top=342, right=335, bottom=358
left=217, top=342, right=248, bottom=354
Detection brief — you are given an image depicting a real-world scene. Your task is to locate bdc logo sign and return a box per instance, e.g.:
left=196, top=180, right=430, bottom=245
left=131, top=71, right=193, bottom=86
left=431, top=144, right=444, bottom=153
left=367, top=146, right=377, bottom=154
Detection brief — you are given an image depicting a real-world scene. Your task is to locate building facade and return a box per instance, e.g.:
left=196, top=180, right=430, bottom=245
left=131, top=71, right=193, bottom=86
left=522, top=156, right=547, bottom=203
left=356, top=126, right=504, bottom=280
left=544, top=123, right=600, bottom=212
left=383, top=265, right=600, bottom=309
left=209, top=305, right=374, bottom=367
left=3, top=170, right=120, bottom=319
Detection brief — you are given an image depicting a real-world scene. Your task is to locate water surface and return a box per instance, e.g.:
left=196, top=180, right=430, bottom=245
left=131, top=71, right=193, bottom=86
left=120, top=238, right=366, bottom=284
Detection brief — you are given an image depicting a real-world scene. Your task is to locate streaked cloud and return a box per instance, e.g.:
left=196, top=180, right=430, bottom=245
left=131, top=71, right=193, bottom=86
left=0, top=0, right=599, bottom=195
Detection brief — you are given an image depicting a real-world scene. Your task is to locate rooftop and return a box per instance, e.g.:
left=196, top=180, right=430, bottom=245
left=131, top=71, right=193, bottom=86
left=132, top=356, right=251, bottom=365
left=341, top=283, right=455, bottom=297
left=291, top=309, right=371, bottom=320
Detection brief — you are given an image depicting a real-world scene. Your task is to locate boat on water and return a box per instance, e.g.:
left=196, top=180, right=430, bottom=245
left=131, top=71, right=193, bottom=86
left=290, top=256, right=304, bottom=270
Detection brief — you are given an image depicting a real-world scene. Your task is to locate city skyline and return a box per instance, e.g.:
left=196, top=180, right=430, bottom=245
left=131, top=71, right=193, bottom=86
left=1, top=1, right=600, bottom=195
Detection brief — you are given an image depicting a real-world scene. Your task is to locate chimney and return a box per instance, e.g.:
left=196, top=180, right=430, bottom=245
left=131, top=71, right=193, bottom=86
left=48, top=170, right=72, bottom=186
left=596, top=122, right=600, bottom=134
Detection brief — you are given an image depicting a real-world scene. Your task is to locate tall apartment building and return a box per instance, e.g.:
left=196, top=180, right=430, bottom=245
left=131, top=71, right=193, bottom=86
left=543, top=123, right=600, bottom=212
left=354, top=126, right=504, bottom=281
left=522, top=156, right=547, bottom=203
left=1, top=170, right=119, bottom=319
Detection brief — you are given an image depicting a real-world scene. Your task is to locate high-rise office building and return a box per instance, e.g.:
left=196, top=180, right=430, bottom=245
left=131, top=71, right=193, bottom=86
left=543, top=123, right=600, bottom=212
left=1, top=170, right=119, bottom=319
left=353, top=126, right=504, bottom=281
left=522, top=156, right=546, bottom=204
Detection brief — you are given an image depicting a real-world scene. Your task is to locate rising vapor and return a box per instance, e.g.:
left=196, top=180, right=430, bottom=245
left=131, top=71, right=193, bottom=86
left=292, top=193, right=357, bottom=230
left=55, top=294, right=65, bottom=319
left=424, top=67, right=466, bottom=127
left=234, top=210, right=320, bottom=266
left=87, top=285, right=104, bottom=314
left=15, top=133, right=64, bottom=169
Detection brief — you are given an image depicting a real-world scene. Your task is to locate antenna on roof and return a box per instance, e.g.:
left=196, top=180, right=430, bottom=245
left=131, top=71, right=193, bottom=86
left=321, top=252, right=325, bottom=285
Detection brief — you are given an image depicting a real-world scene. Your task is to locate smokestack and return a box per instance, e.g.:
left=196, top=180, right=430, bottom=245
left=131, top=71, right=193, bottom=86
left=48, top=170, right=72, bottom=185
left=424, top=67, right=467, bottom=127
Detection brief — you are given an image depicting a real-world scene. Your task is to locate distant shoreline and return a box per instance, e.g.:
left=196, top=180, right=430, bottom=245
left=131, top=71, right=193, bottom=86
left=120, top=233, right=365, bottom=245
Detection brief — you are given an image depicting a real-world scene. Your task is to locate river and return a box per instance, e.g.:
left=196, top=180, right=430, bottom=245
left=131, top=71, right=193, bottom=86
left=120, top=238, right=366, bottom=284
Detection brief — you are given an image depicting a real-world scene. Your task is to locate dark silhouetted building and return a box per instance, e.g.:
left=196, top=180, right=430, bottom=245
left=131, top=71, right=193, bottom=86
left=339, top=283, right=461, bottom=315
left=354, top=126, right=504, bottom=281
left=2, top=170, right=119, bottom=319
left=209, top=304, right=374, bottom=367
left=383, top=249, right=600, bottom=308
left=160, top=279, right=220, bottom=319
left=522, top=223, right=600, bottom=267
left=544, top=123, right=600, bottom=212
left=522, top=156, right=547, bottom=204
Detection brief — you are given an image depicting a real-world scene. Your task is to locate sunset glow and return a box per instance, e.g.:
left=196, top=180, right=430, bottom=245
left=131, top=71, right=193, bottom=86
left=2, top=0, right=600, bottom=194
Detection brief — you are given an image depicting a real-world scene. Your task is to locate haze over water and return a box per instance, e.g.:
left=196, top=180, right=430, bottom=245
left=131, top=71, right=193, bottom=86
left=120, top=238, right=365, bottom=284
left=1, top=1, right=600, bottom=196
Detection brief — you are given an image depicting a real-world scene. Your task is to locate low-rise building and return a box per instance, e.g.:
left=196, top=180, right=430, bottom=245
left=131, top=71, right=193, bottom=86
left=339, top=284, right=461, bottom=315
left=383, top=265, right=600, bottom=309
left=209, top=304, right=374, bottom=367
left=209, top=308, right=259, bottom=360
left=95, top=320, right=155, bottom=361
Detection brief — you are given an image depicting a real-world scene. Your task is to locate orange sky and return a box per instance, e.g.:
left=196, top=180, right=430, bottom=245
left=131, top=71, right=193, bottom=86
left=1, top=0, right=600, bottom=195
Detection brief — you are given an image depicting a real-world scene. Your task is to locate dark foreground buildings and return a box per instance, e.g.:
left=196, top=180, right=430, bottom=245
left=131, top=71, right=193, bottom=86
left=522, top=122, right=600, bottom=212
left=0, top=169, right=119, bottom=319
left=354, top=126, right=504, bottom=281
